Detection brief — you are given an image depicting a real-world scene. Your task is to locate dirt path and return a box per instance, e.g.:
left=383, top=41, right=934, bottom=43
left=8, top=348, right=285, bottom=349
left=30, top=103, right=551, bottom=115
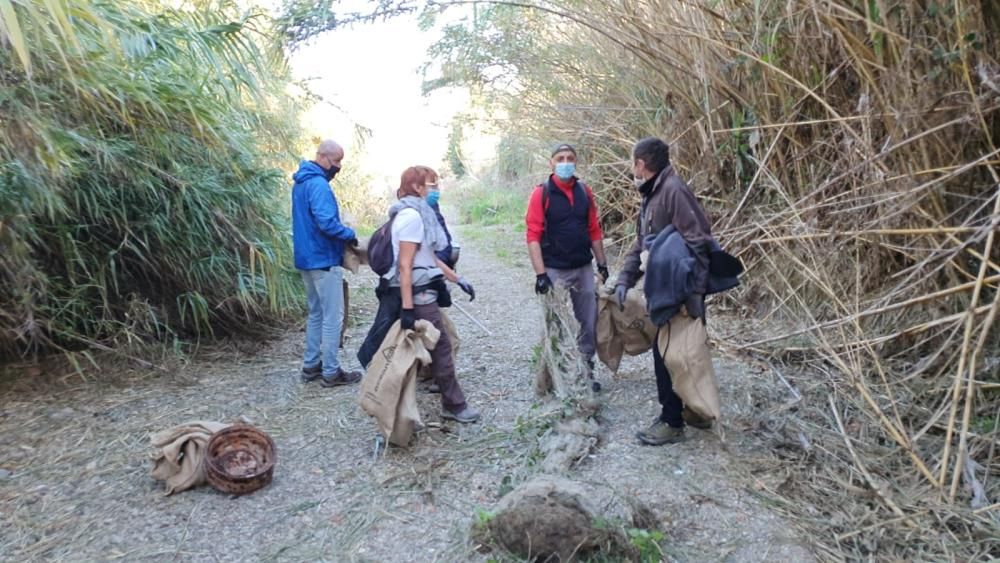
left=0, top=217, right=813, bottom=562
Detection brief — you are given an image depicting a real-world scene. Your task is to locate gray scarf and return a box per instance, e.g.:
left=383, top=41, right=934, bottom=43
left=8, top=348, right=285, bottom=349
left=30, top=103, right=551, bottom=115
left=388, top=196, right=449, bottom=252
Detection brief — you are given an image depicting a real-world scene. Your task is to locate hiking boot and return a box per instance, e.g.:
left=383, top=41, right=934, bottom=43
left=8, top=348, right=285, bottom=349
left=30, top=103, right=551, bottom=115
left=442, top=406, right=481, bottom=424
left=636, top=419, right=685, bottom=445
left=301, top=363, right=322, bottom=383
left=682, top=407, right=714, bottom=430
left=586, top=359, right=601, bottom=392
left=320, top=367, right=362, bottom=387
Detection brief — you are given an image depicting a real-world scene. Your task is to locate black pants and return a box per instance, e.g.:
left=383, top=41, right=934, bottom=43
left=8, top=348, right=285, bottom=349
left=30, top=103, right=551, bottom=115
left=357, top=281, right=401, bottom=369
left=653, top=327, right=684, bottom=428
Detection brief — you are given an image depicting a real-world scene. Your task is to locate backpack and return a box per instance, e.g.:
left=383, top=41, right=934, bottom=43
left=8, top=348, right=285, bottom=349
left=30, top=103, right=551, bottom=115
left=367, top=216, right=396, bottom=276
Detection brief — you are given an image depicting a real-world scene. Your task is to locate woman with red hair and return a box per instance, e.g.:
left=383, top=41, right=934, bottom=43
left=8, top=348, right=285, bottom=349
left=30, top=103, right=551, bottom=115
left=382, top=166, right=479, bottom=423
left=414, top=166, right=457, bottom=268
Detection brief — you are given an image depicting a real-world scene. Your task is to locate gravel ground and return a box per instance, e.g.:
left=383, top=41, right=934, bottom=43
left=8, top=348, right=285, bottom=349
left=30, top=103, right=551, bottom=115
left=0, top=214, right=814, bottom=562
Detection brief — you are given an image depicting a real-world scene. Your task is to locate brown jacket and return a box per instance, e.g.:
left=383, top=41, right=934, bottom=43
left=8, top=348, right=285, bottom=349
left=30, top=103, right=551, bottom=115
left=618, top=166, right=713, bottom=290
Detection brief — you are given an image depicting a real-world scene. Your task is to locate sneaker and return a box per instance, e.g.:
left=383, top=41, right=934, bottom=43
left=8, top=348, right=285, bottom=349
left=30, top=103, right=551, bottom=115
left=682, top=407, right=714, bottom=430
left=320, top=367, right=362, bottom=387
left=636, top=419, right=685, bottom=445
left=301, top=363, right=322, bottom=383
left=442, top=406, right=481, bottom=423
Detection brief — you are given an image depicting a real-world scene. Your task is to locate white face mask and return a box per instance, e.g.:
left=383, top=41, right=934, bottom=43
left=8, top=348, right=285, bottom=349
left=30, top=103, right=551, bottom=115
left=633, top=176, right=645, bottom=189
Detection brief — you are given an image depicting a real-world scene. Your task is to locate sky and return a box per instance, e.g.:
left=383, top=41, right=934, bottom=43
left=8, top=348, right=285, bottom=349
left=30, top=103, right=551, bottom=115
left=288, top=10, right=472, bottom=190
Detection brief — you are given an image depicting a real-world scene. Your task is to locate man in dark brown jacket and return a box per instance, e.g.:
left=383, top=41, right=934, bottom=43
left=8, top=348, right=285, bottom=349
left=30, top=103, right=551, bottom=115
left=614, top=137, right=715, bottom=445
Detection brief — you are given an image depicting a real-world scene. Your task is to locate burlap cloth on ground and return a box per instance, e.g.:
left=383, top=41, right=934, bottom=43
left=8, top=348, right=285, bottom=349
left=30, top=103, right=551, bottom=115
left=656, top=308, right=721, bottom=420
left=150, top=421, right=229, bottom=495
left=360, top=319, right=440, bottom=446
left=596, top=288, right=658, bottom=373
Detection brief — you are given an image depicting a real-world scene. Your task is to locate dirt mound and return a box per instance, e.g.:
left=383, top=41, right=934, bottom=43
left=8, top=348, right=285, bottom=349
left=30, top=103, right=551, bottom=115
left=481, top=476, right=655, bottom=562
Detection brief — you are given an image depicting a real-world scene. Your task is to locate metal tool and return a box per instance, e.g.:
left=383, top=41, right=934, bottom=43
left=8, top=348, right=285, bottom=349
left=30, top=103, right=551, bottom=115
left=451, top=301, right=492, bottom=336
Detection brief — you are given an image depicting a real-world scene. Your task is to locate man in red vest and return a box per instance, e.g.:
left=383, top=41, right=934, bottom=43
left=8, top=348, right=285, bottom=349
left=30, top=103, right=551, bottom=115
left=525, top=144, right=609, bottom=391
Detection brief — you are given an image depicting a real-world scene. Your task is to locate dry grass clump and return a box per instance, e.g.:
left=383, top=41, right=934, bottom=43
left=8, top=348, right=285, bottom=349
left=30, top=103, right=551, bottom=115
left=535, top=287, right=600, bottom=474
left=420, top=0, right=1000, bottom=558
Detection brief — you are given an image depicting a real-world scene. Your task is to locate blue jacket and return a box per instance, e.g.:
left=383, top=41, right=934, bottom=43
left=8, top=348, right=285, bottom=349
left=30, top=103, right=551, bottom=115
left=644, top=226, right=742, bottom=326
left=644, top=226, right=698, bottom=326
left=291, top=161, right=356, bottom=270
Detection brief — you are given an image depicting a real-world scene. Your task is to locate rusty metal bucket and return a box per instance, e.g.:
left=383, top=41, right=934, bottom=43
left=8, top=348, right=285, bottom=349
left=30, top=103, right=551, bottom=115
left=204, top=424, right=276, bottom=495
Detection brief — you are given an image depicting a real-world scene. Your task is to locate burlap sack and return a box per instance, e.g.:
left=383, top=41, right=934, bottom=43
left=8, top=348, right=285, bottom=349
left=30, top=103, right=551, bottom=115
left=439, top=309, right=460, bottom=358
left=656, top=309, right=720, bottom=420
left=341, top=244, right=367, bottom=274
left=596, top=288, right=658, bottom=373
left=150, top=420, right=230, bottom=495
left=360, top=319, right=440, bottom=446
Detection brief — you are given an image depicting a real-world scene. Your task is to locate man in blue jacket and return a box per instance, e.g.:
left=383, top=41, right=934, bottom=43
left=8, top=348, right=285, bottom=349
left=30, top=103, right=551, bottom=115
left=292, top=140, right=362, bottom=387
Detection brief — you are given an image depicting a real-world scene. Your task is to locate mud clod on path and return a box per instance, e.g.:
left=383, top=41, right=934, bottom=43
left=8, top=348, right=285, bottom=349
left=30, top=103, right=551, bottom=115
left=481, top=476, right=651, bottom=562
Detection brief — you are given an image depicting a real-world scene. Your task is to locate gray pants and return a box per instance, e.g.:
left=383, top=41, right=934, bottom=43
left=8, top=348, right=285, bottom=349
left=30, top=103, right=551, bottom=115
left=546, top=264, right=597, bottom=359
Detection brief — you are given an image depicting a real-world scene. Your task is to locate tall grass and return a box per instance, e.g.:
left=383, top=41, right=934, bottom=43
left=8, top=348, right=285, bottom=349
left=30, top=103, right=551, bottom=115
left=0, top=1, right=302, bottom=359
left=422, top=0, right=1000, bottom=558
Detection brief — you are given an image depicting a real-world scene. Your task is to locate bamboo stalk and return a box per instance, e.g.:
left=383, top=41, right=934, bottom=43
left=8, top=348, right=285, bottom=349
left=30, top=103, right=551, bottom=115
left=739, top=277, right=1000, bottom=349
left=751, top=226, right=991, bottom=244
left=772, top=305, right=992, bottom=352
left=836, top=510, right=930, bottom=541
left=711, top=107, right=971, bottom=133
left=829, top=394, right=914, bottom=523
left=949, top=226, right=1000, bottom=500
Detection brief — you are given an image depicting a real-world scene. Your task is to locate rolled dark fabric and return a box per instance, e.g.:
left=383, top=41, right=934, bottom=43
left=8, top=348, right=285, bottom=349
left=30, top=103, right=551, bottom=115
left=357, top=281, right=402, bottom=368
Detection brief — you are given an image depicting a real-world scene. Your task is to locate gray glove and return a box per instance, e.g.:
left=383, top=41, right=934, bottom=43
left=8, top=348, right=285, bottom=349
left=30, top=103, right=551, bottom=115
left=614, top=285, right=628, bottom=311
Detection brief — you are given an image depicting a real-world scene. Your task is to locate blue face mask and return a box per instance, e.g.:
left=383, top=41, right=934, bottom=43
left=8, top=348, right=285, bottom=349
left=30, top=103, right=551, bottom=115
left=426, top=189, right=440, bottom=206
left=554, top=162, right=576, bottom=180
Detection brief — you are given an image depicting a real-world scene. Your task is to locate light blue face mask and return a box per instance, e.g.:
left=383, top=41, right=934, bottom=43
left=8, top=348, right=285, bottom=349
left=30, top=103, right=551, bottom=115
left=426, top=189, right=440, bottom=206
left=554, top=162, right=576, bottom=180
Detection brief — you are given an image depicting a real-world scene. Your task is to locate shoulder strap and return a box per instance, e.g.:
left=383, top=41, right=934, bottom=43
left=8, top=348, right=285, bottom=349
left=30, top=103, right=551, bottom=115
left=538, top=183, right=550, bottom=236
left=576, top=181, right=592, bottom=212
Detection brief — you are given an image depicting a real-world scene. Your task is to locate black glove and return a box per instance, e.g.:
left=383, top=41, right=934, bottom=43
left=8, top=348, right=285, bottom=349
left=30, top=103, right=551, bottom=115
left=614, top=285, right=628, bottom=311
left=400, top=308, right=416, bottom=330
left=535, top=273, right=553, bottom=294
left=456, top=277, right=475, bottom=301
left=596, top=263, right=609, bottom=283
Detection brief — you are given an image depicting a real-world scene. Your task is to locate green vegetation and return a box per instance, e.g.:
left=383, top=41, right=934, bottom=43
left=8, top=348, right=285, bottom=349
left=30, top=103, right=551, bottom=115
left=446, top=120, right=467, bottom=178
left=0, top=1, right=301, bottom=358
left=458, top=178, right=527, bottom=228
